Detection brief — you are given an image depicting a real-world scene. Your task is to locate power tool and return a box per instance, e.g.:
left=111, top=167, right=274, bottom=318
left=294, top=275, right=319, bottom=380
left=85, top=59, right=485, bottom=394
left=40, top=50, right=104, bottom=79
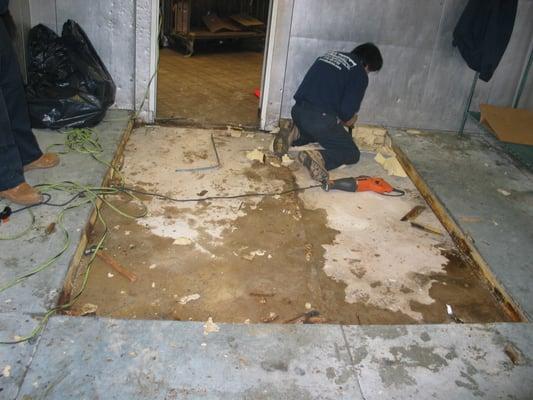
left=0, top=206, right=12, bottom=225
left=322, top=176, right=404, bottom=196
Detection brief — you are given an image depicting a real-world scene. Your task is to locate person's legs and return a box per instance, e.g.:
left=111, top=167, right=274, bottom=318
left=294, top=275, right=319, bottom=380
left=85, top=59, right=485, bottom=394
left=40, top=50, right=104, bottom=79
left=0, top=87, right=42, bottom=204
left=0, top=78, right=24, bottom=192
left=293, top=107, right=360, bottom=171
left=0, top=30, right=45, bottom=205
left=290, top=104, right=314, bottom=147
left=1, top=45, right=42, bottom=166
left=316, top=123, right=360, bottom=171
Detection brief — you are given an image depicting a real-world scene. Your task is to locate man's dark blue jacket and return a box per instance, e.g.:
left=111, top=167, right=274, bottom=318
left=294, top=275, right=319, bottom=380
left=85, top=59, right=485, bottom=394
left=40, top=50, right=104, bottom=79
left=294, top=51, right=368, bottom=122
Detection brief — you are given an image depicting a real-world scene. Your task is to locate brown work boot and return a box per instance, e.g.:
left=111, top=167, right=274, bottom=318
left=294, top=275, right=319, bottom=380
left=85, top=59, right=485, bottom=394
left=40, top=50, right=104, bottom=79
left=297, top=150, right=329, bottom=183
left=23, top=153, right=60, bottom=172
left=271, top=122, right=300, bottom=156
left=0, top=182, right=43, bottom=205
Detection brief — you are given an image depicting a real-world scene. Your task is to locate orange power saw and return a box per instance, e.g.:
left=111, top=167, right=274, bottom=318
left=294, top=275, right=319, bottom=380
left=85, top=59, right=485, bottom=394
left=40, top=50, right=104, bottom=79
left=321, top=176, right=405, bottom=196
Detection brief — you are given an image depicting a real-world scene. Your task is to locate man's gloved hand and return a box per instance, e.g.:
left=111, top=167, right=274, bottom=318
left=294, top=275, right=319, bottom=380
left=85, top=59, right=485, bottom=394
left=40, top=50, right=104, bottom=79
left=342, top=114, right=358, bottom=128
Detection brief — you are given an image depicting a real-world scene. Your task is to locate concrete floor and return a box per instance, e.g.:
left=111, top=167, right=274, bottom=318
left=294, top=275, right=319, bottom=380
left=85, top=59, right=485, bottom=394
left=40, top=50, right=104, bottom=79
left=69, top=126, right=509, bottom=325
left=390, top=129, right=533, bottom=320
left=1, top=115, right=532, bottom=399
left=13, top=318, right=533, bottom=399
left=156, top=49, right=263, bottom=126
left=0, top=110, right=131, bottom=399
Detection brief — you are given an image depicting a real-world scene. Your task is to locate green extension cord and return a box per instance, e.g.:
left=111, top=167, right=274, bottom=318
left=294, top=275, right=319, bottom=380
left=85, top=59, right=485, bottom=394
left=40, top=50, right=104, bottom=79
left=0, top=128, right=146, bottom=344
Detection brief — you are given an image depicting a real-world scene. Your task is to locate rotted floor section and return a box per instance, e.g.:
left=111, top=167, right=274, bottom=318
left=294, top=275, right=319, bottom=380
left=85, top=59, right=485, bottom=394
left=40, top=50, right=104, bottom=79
left=68, top=126, right=511, bottom=325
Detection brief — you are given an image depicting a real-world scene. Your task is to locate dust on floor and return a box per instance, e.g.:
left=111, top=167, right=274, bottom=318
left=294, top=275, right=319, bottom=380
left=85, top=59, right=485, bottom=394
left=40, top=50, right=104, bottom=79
left=68, top=126, right=511, bottom=324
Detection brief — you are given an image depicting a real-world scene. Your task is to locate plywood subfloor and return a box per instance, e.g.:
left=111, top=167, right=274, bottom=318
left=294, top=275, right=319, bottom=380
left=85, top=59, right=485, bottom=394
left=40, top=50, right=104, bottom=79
left=68, top=127, right=511, bottom=325
left=156, top=49, right=262, bottom=126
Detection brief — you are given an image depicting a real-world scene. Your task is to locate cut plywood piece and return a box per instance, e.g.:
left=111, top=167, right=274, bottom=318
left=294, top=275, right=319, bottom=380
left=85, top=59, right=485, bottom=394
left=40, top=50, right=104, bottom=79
left=202, top=14, right=241, bottom=33
left=230, top=14, right=265, bottom=28
left=480, top=104, right=533, bottom=146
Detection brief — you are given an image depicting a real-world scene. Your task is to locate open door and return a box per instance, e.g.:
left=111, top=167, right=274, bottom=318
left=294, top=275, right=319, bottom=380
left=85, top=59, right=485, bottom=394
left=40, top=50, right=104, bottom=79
left=155, top=0, right=272, bottom=128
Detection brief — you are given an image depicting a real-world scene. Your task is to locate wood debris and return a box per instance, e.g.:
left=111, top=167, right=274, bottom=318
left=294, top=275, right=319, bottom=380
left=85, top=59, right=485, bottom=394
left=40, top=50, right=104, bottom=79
left=45, top=222, right=56, bottom=235
left=281, top=154, right=294, bottom=166
left=504, top=343, right=525, bottom=365
left=203, top=317, right=220, bottom=335
left=375, top=152, right=407, bottom=177
left=179, top=293, right=201, bottom=305
left=262, top=312, right=279, bottom=323
left=284, top=310, right=320, bottom=324
left=96, top=251, right=138, bottom=282
left=80, top=303, right=98, bottom=316
left=304, top=244, right=313, bottom=262
left=400, top=205, right=426, bottom=222
left=410, top=222, right=443, bottom=236
left=173, top=237, right=193, bottom=246
left=2, top=365, right=11, bottom=377
left=246, top=149, right=265, bottom=163
left=249, top=292, right=276, bottom=297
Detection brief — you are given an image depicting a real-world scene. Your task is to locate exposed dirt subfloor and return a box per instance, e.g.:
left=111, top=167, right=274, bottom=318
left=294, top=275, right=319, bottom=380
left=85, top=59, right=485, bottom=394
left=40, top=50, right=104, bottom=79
left=67, top=128, right=512, bottom=325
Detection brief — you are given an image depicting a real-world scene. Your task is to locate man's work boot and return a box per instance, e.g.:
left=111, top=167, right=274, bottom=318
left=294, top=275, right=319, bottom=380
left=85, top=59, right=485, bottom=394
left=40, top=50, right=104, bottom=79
left=297, top=150, right=329, bottom=183
left=0, top=182, right=43, bottom=205
left=23, top=153, right=60, bottom=172
left=271, top=122, right=300, bottom=156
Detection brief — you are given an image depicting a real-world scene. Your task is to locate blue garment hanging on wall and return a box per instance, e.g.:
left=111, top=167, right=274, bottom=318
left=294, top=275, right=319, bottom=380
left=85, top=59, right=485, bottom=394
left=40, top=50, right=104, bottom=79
left=453, top=0, right=518, bottom=82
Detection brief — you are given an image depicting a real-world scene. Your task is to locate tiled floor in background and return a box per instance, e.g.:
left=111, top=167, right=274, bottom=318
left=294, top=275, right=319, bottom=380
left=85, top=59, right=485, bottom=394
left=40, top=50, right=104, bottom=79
left=156, top=49, right=263, bottom=126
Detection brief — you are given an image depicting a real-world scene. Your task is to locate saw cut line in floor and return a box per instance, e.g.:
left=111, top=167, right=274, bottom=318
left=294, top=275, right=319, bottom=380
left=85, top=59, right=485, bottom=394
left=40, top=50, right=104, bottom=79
left=67, top=126, right=511, bottom=325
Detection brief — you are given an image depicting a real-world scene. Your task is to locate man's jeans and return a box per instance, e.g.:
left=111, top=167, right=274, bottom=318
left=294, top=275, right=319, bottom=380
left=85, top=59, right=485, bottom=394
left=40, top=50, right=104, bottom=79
left=291, top=102, right=360, bottom=171
left=0, top=18, right=42, bottom=191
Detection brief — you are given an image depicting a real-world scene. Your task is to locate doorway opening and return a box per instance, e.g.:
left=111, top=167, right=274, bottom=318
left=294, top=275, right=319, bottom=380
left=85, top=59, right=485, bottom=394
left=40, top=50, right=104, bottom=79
left=156, top=0, right=271, bottom=127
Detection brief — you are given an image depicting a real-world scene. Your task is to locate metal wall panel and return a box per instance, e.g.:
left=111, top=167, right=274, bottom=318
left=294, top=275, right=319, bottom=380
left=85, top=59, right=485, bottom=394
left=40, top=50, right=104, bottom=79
left=29, top=0, right=57, bottom=31
left=280, top=0, right=533, bottom=131
left=54, top=0, right=136, bottom=110
left=134, top=0, right=157, bottom=121
left=9, top=0, right=32, bottom=80
left=262, top=0, right=296, bottom=130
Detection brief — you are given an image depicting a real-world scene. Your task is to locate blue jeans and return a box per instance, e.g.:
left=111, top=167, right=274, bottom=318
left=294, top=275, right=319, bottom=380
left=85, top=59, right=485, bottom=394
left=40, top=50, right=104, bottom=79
left=291, top=102, right=360, bottom=171
left=0, top=18, right=42, bottom=191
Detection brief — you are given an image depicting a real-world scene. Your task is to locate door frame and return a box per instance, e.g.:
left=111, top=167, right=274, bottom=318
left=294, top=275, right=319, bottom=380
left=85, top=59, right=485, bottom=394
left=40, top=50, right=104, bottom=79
left=145, top=0, right=294, bottom=128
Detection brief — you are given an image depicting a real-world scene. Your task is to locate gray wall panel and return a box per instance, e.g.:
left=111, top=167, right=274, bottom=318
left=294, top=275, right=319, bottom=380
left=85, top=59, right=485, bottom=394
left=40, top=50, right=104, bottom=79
left=280, top=0, right=533, bottom=131
left=475, top=1, right=533, bottom=110
left=54, top=0, right=136, bottom=110
left=263, top=0, right=296, bottom=130
left=29, top=0, right=57, bottom=31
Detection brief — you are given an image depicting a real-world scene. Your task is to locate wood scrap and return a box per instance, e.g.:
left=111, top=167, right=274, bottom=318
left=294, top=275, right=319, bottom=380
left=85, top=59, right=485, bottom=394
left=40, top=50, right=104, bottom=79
left=79, top=303, right=98, bottom=316
left=262, top=312, right=279, bottom=323
left=249, top=292, right=276, bottom=297
left=480, top=104, right=533, bottom=146
left=504, top=343, right=525, bottom=365
left=45, top=222, right=56, bottom=235
left=230, top=14, right=265, bottom=27
left=202, top=14, right=241, bottom=33
left=284, top=310, right=320, bottom=324
left=410, top=222, right=443, bottom=236
left=96, top=251, right=138, bottom=283
left=306, top=316, right=327, bottom=324
left=400, top=205, right=426, bottom=222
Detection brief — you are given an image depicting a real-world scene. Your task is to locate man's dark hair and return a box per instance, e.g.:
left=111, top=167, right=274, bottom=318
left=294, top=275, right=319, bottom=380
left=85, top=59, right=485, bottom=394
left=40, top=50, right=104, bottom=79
left=352, top=43, right=383, bottom=72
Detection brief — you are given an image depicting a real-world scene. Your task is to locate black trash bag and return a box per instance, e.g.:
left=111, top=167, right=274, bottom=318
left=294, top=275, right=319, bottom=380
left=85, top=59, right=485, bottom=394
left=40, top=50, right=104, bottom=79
left=26, top=20, right=116, bottom=129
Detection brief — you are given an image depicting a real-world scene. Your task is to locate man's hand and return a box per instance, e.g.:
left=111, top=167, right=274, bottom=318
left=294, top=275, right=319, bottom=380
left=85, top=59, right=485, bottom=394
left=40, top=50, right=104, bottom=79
left=342, top=114, right=358, bottom=128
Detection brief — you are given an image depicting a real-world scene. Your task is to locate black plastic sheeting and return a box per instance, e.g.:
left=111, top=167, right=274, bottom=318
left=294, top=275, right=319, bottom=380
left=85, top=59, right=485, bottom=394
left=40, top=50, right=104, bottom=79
left=26, top=20, right=116, bottom=129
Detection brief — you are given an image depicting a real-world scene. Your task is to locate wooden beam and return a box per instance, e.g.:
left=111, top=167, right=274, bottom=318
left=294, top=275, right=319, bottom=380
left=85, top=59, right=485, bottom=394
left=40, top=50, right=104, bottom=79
left=392, top=140, right=525, bottom=322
